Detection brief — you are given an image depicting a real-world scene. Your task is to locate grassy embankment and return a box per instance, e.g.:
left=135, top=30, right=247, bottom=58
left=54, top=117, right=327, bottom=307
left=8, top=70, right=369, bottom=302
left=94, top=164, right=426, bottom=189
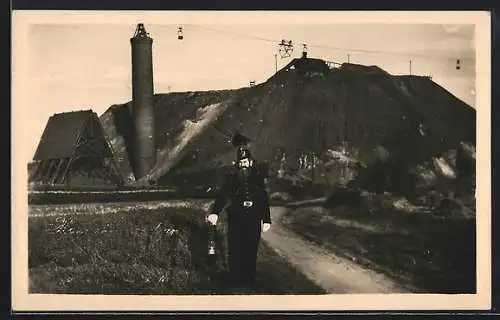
left=29, top=201, right=324, bottom=295
left=282, top=192, right=476, bottom=294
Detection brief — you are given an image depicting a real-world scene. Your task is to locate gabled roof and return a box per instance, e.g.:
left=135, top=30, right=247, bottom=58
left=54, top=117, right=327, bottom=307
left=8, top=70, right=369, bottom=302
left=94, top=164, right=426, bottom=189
left=33, top=110, right=94, bottom=160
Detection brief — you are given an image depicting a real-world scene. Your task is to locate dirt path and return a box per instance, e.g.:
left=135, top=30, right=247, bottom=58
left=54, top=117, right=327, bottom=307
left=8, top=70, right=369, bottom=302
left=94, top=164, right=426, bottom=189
left=261, top=206, right=412, bottom=294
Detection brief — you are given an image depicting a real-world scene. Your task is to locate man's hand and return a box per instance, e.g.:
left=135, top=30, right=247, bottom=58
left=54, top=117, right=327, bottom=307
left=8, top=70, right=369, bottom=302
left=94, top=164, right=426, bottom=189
left=207, top=213, right=218, bottom=225
left=262, top=223, right=271, bottom=232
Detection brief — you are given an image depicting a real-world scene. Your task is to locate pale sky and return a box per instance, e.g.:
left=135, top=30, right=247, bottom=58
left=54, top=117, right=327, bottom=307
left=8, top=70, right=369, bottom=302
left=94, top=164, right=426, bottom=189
left=24, top=22, right=476, bottom=159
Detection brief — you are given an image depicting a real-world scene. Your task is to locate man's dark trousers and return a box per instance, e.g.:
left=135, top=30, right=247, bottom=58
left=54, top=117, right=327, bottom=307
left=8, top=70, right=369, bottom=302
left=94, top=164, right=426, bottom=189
left=226, top=209, right=262, bottom=286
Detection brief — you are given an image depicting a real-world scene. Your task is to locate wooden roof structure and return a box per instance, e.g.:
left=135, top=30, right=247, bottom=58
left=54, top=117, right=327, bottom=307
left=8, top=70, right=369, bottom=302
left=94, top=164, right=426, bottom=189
left=29, top=110, right=124, bottom=187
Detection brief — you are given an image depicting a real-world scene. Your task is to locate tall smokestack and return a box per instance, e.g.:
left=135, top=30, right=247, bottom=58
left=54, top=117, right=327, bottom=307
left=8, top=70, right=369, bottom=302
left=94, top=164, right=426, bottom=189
left=130, top=23, right=156, bottom=180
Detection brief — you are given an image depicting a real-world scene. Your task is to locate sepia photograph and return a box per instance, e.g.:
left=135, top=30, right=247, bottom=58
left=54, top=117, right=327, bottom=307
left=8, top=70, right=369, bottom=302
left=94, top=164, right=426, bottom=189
left=12, top=10, right=491, bottom=311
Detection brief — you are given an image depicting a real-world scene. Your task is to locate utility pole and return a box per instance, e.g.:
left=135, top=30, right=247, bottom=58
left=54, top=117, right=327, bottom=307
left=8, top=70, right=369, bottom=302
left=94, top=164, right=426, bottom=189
left=278, top=39, right=294, bottom=58
left=347, top=54, right=350, bottom=63
left=409, top=60, right=412, bottom=75
left=274, top=53, right=278, bottom=74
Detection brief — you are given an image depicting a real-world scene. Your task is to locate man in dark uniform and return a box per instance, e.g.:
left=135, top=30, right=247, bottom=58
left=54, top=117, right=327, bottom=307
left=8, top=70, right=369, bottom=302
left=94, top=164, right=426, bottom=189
left=207, top=137, right=271, bottom=288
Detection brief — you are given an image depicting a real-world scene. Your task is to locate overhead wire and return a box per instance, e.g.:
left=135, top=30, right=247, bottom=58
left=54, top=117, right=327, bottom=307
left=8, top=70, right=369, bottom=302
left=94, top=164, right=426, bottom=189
left=182, top=24, right=475, bottom=63
left=164, top=23, right=475, bottom=96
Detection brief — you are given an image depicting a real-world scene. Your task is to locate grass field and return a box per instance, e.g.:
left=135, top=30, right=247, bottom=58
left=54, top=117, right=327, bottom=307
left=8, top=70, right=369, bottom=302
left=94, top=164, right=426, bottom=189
left=27, top=188, right=217, bottom=205
left=282, top=198, right=476, bottom=294
left=29, top=201, right=324, bottom=295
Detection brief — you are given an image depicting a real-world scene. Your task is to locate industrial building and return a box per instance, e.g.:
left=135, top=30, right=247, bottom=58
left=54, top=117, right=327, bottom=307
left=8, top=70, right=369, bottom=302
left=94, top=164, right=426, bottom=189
left=28, top=110, right=123, bottom=187
left=129, top=23, right=156, bottom=180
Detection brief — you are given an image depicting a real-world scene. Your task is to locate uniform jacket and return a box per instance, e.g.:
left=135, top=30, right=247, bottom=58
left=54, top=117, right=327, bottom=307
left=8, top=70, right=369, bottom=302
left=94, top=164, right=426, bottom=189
left=210, top=163, right=271, bottom=224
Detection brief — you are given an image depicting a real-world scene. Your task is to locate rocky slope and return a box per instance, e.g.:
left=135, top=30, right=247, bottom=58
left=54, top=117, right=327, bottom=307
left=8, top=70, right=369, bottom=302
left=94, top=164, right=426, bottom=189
left=100, top=57, right=476, bottom=200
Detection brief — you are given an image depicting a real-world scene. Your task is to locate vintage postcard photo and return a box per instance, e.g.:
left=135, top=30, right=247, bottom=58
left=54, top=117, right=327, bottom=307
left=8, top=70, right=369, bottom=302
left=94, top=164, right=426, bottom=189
left=12, top=10, right=491, bottom=311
